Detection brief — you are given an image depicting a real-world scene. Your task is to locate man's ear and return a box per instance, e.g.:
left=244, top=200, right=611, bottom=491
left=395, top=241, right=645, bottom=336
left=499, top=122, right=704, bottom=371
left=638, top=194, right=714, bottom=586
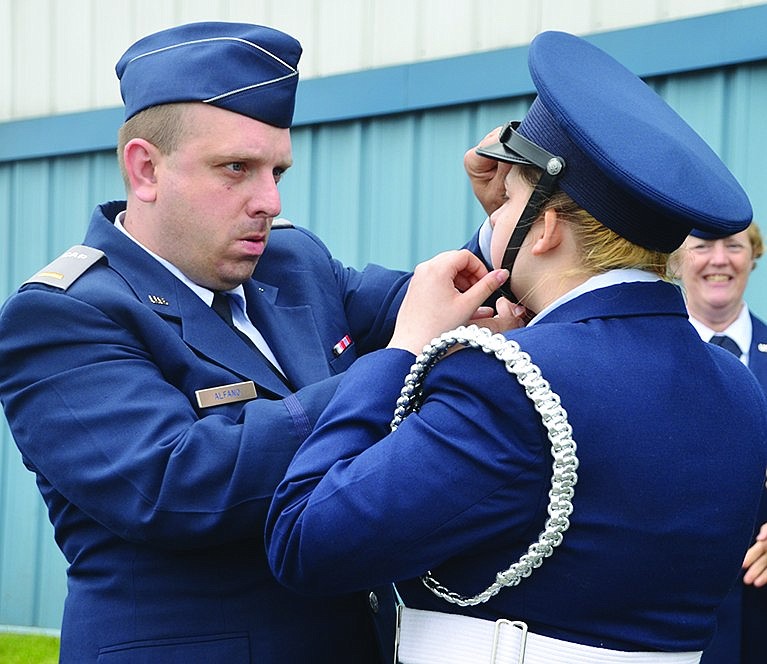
left=123, top=139, right=160, bottom=203
left=530, top=208, right=563, bottom=256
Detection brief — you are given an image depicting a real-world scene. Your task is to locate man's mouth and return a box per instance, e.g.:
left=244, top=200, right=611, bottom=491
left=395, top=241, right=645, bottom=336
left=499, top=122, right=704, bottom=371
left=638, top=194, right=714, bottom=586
left=237, top=236, right=267, bottom=256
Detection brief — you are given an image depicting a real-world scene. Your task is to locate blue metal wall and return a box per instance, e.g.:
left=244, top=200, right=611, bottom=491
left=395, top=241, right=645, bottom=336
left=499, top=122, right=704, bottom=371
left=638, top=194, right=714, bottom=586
left=2, top=7, right=767, bottom=630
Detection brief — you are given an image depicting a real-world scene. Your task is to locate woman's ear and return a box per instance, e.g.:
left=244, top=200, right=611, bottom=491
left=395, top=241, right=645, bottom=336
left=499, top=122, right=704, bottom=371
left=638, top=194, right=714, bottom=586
left=123, top=139, right=160, bottom=203
left=530, top=208, right=563, bottom=256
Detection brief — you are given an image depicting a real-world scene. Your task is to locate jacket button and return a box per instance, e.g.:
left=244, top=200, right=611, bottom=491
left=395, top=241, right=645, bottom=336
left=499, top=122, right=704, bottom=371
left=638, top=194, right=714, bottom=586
left=368, top=591, right=379, bottom=613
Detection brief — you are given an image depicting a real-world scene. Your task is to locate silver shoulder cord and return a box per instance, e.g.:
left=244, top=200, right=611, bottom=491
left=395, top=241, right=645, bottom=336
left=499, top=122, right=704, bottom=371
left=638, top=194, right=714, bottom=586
left=389, top=324, right=579, bottom=606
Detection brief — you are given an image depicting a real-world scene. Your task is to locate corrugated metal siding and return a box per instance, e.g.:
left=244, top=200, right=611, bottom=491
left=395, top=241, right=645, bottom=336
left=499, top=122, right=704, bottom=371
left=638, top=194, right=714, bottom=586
left=0, top=151, right=124, bottom=628
left=648, top=64, right=767, bottom=313
left=4, top=60, right=767, bottom=629
left=3, top=0, right=766, bottom=122
left=280, top=98, right=534, bottom=271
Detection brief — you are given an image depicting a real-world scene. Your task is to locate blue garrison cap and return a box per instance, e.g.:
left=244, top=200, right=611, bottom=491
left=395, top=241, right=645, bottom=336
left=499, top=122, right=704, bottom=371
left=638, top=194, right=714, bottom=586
left=116, top=22, right=301, bottom=128
left=479, top=31, right=752, bottom=252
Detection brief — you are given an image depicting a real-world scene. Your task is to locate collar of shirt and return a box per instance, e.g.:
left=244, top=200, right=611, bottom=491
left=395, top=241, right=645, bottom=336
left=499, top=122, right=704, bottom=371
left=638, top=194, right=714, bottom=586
left=114, top=211, right=247, bottom=308
left=476, top=223, right=659, bottom=326
left=114, top=212, right=284, bottom=370
left=689, top=303, right=752, bottom=366
left=527, top=269, right=661, bottom=326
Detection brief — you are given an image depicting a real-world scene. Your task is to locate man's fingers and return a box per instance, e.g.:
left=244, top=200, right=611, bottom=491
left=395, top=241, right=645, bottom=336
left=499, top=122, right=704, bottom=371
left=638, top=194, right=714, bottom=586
left=462, top=269, right=508, bottom=307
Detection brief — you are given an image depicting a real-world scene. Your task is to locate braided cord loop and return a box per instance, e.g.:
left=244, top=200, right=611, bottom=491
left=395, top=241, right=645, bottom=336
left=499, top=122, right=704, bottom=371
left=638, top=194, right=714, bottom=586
left=389, top=324, right=578, bottom=606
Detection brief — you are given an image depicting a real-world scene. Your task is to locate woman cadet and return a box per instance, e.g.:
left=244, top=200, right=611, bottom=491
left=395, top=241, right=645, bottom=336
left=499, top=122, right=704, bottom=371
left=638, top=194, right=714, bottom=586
left=266, top=31, right=767, bottom=662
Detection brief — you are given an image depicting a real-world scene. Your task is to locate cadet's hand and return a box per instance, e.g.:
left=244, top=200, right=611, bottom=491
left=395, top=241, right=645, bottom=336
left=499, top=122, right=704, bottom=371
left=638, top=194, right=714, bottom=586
left=464, top=127, right=512, bottom=216
left=388, top=250, right=508, bottom=355
left=470, top=296, right=529, bottom=335
left=743, top=521, right=767, bottom=587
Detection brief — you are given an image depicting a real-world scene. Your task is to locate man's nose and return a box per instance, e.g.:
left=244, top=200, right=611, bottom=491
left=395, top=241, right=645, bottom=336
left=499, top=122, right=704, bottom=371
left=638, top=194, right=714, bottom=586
left=247, top=172, right=282, bottom=218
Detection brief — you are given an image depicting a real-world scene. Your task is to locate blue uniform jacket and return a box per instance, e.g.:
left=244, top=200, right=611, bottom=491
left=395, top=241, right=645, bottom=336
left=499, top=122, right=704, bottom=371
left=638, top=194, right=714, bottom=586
left=701, top=312, right=767, bottom=664
left=267, top=280, right=767, bottom=652
left=0, top=201, right=413, bottom=663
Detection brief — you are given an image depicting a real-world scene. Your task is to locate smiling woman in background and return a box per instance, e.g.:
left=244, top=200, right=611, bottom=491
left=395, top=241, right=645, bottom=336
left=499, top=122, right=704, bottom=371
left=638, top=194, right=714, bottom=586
left=672, top=223, right=767, bottom=664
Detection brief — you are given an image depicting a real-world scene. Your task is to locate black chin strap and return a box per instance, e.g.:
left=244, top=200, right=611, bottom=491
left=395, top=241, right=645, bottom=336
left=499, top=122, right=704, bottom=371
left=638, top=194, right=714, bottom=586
left=498, top=167, right=563, bottom=303
left=489, top=122, right=566, bottom=304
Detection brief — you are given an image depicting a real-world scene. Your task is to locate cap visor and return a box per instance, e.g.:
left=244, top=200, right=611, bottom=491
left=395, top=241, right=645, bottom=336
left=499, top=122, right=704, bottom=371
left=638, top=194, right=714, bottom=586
left=475, top=141, right=534, bottom=165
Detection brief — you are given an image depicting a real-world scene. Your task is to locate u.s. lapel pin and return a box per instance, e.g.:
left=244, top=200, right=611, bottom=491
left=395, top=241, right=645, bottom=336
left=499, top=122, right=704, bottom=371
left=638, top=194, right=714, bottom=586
left=148, top=294, right=170, bottom=306
left=758, top=343, right=767, bottom=353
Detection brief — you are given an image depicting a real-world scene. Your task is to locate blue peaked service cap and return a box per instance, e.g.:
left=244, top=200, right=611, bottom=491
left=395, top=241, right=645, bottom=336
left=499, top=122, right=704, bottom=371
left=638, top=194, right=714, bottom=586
left=478, top=31, right=752, bottom=252
left=116, top=22, right=302, bottom=128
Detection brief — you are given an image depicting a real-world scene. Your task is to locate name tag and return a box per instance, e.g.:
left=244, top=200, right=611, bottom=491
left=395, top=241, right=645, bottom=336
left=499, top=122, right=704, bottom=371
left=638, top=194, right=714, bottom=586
left=195, top=381, right=257, bottom=408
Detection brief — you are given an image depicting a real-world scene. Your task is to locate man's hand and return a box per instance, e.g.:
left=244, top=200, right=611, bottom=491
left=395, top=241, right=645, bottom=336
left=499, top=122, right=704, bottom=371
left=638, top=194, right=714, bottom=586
left=470, top=296, right=529, bottom=335
left=388, top=250, right=509, bottom=355
left=464, top=127, right=512, bottom=216
left=743, top=521, right=767, bottom=587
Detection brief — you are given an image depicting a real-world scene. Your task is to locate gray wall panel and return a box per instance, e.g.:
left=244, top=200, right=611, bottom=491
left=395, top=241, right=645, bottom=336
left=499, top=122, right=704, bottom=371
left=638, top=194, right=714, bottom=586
left=0, top=153, right=126, bottom=631
left=649, top=65, right=767, bottom=315
left=7, top=0, right=767, bottom=123
left=0, top=435, right=42, bottom=626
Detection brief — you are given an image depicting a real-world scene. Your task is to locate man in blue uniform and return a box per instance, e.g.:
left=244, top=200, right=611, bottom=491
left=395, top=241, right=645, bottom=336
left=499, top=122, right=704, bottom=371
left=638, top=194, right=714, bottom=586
left=0, top=22, right=501, bottom=664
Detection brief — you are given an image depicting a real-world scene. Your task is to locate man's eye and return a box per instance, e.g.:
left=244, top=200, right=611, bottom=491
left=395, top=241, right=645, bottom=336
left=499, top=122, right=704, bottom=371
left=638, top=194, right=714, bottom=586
left=273, top=168, right=285, bottom=183
left=226, top=162, right=245, bottom=173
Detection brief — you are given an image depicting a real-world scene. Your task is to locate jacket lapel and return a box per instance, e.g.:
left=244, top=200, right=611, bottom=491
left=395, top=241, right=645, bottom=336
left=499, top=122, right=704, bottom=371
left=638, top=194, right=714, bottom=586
left=85, top=211, right=292, bottom=398
left=243, top=280, right=332, bottom=389
left=748, top=313, right=767, bottom=390
left=178, top=289, right=292, bottom=397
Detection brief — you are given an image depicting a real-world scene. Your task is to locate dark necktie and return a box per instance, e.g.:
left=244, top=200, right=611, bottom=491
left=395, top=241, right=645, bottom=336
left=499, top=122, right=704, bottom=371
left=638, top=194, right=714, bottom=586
left=211, top=292, right=293, bottom=390
left=709, top=334, right=742, bottom=358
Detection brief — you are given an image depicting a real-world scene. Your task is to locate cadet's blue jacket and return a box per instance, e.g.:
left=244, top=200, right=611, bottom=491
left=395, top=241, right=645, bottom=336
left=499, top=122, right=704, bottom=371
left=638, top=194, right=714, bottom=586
left=267, top=280, right=767, bottom=653
left=0, top=201, right=412, bottom=663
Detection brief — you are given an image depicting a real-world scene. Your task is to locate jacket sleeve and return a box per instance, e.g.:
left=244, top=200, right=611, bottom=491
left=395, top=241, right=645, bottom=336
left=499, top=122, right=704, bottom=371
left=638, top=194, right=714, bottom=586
left=265, top=345, right=549, bottom=594
left=0, top=286, right=342, bottom=549
left=267, top=224, right=483, bottom=356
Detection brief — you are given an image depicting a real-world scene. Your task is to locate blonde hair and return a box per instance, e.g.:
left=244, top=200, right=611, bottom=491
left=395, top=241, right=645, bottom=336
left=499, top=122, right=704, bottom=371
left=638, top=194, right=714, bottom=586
left=747, top=222, right=764, bottom=261
left=116, top=103, right=190, bottom=188
left=518, top=166, right=670, bottom=279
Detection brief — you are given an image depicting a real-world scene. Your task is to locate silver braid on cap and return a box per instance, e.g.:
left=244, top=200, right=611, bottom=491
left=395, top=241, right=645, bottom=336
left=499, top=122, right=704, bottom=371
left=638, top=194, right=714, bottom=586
left=390, top=324, right=578, bottom=606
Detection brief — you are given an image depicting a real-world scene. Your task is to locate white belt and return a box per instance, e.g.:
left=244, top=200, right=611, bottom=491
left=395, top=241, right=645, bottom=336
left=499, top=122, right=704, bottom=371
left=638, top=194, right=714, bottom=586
left=395, top=607, right=702, bottom=664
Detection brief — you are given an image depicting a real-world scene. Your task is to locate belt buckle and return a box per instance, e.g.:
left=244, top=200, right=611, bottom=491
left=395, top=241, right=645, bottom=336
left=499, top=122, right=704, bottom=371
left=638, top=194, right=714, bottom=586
left=393, top=603, right=403, bottom=664
left=491, top=618, right=528, bottom=664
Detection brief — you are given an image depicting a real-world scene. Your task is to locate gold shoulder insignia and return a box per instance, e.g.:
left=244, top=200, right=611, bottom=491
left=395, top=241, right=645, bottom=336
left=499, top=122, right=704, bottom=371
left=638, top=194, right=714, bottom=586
left=23, top=245, right=104, bottom=291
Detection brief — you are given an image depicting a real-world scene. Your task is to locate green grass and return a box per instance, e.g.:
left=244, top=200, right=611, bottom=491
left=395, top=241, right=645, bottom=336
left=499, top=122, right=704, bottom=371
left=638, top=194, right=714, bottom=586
left=0, top=632, right=60, bottom=664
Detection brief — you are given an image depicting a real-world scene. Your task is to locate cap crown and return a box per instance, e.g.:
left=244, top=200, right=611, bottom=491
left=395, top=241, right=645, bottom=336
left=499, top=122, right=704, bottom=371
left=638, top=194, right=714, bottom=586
left=116, top=22, right=302, bottom=128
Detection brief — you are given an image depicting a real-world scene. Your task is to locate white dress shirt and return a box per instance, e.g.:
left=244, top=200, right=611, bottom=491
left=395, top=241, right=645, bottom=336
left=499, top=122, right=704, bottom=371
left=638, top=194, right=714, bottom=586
left=689, top=303, right=751, bottom=366
left=114, top=212, right=285, bottom=373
